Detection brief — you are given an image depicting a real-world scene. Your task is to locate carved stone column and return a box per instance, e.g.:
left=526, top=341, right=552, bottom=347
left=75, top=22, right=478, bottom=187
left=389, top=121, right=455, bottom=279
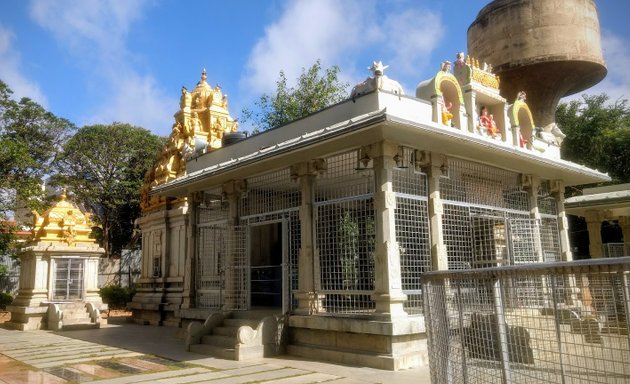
left=370, top=142, right=407, bottom=320
left=523, top=174, right=545, bottom=263
left=585, top=212, right=603, bottom=258
left=620, top=216, right=630, bottom=245
left=551, top=180, right=573, bottom=261
left=291, top=159, right=326, bottom=315
left=182, top=192, right=201, bottom=309
left=417, top=151, right=448, bottom=271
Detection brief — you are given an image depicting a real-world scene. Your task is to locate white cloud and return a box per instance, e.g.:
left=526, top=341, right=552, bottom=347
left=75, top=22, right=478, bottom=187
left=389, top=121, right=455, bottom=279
left=562, top=31, right=630, bottom=104
left=0, top=24, right=48, bottom=106
left=241, top=0, right=445, bottom=96
left=29, top=0, right=175, bottom=135
left=242, top=0, right=367, bottom=95
left=380, top=9, right=444, bottom=76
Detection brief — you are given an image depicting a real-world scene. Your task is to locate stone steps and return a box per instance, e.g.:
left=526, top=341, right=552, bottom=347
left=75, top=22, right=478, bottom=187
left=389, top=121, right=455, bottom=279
left=189, top=343, right=236, bottom=360
left=187, top=310, right=283, bottom=361
left=287, top=343, right=421, bottom=371
left=48, top=302, right=100, bottom=331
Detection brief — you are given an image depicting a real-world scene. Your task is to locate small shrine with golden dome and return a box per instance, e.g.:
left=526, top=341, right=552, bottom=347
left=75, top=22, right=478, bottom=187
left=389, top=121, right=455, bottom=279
left=7, top=192, right=106, bottom=331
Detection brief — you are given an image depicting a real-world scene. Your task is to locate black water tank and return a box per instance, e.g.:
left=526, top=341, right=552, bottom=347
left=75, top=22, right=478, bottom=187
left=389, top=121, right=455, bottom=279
left=222, top=132, right=247, bottom=147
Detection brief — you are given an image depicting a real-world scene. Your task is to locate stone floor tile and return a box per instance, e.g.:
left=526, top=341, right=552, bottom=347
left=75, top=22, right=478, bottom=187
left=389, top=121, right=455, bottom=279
left=0, top=370, right=68, bottom=384
left=88, top=367, right=211, bottom=384
left=71, top=363, right=122, bottom=379
left=250, top=372, right=340, bottom=383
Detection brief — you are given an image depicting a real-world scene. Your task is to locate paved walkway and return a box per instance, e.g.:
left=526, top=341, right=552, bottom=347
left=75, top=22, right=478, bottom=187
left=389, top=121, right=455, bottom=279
left=0, top=319, right=431, bottom=383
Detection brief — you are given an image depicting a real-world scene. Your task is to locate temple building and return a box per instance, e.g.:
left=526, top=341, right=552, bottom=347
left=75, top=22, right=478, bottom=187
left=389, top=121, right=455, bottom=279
left=129, top=55, right=608, bottom=369
left=7, top=192, right=106, bottom=331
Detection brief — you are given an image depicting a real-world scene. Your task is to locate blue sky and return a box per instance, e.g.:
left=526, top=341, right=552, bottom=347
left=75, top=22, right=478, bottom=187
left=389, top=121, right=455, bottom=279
left=0, top=0, right=628, bottom=136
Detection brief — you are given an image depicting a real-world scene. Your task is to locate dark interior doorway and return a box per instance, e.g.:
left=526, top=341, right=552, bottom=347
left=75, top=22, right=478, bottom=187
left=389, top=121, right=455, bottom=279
left=250, top=222, right=283, bottom=308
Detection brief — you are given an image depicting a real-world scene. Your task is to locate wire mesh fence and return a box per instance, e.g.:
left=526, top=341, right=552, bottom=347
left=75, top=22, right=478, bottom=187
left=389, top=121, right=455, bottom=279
left=423, top=257, right=630, bottom=384
left=603, top=243, right=630, bottom=258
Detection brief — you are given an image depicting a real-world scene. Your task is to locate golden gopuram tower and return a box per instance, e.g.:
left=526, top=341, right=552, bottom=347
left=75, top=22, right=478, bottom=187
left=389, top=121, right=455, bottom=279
left=140, top=69, right=239, bottom=213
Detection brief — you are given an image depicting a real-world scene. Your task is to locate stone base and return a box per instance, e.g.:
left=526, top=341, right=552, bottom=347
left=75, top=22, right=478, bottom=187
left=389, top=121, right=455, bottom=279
left=5, top=305, right=49, bottom=331
left=287, top=315, right=428, bottom=371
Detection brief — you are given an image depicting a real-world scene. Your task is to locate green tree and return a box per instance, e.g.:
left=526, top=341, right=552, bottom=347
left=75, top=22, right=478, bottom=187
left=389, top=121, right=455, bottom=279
left=53, top=123, right=163, bottom=257
left=242, top=60, right=349, bottom=132
left=0, top=80, right=75, bottom=255
left=556, top=93, right=630, bottom=185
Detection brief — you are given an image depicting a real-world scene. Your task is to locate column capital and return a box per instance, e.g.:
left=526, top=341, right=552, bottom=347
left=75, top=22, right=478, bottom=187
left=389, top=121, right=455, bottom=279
left=550, top=179, right=565, bottom=197
left=290, top=159, right=326, bottom=179
left=519, top=174, right=541, bottom=192
left=222, top=179, right=247, bottom=196
left=363, top=141, right=399, bottom=159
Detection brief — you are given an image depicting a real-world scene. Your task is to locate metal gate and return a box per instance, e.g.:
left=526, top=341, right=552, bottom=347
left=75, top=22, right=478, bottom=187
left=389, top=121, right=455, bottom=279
left=53, top=258, right=84, bottom=301
left=196, top=224, right=248, bottom=310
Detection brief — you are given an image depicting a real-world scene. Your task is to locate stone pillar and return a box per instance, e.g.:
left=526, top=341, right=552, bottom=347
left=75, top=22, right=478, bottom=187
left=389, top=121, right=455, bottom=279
left=512, top=125, right=522, bottom=147
left=222, top=180, right=246, bottom=309
left=585, top=212, right=603, bottom=258
left=291, top=159, right=326, bottom=315
left=620, top=216, right=630, bottom=244
left=551, top=180, right=573, bottom=262
left=430, top=95, right=440, bottom=124
left=84, top=255, right=102, bottom=305
left=182, top=192, right=201, bottom=309
left=464, top=88, right=476, bottom=134
left=523, top=175, right=545, bottom=263
left=370, top=142, right=407, bottom=319
left=419, top=151, right=448, bottom=271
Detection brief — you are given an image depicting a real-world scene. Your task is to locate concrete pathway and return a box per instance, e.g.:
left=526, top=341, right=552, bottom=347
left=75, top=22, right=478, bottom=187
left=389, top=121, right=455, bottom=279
left=0, top=319, right=431, bottom=383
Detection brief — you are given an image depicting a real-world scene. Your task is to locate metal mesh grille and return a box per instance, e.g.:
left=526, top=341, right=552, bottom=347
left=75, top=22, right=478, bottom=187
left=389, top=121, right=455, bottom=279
left=393, top=148, right=431, bottom=314
left=240, top=168, right=300, bottom=218
left=509, top=218, right=541, bottom=265
left=444, top=204, right=474, bottom=269
left=196, top=224, right=225, bottom=309
left=604, top=243, right=630, bottom=258
left=198, top=187, right=228, bottom=224
left=316, top=150, right=376, bottom=314
left=540, top=217, right=561, bottom=262
left=537, top=181, right=558, bottom=216
left=440, top=158, right=528, bottom=210
left=423, top=259, right=630, bottom=384
left=53, top=258, right=84, bottom=300
left=223, top=226, right=248, bottom=310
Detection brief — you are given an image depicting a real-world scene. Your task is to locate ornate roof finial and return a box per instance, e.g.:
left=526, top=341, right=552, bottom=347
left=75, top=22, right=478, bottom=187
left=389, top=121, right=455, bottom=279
left=60, top=188, right=67, bottom=201
left=369, top=61, right=388, bottom=77
left=201, top=68, right=207, bottom=82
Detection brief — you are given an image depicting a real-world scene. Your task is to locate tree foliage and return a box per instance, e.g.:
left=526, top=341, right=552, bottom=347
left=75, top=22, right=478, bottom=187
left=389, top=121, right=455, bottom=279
left=557, top=94, right=630, bottom=184
left=242, top=60, right=349, bottom=132
left=0, top=80, right=75, bottom=255
left=53, top=123, right=163, bottom=257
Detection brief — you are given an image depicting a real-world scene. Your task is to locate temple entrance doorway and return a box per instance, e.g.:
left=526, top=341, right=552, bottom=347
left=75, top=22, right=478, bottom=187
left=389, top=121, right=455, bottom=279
left=52, top=258, right=85, bottom=301
left=249, top=221, right=286, bottom=311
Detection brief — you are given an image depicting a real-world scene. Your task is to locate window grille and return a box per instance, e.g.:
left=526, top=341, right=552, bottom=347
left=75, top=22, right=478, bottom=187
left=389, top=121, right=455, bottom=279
left=198, top=187, right=228, bottom=224
left=315, top=150, right=376, bottom=315
left=441, top=158, right=527, bottom=210
left=196, top=224, right=226, bottom=309
left=393, top=147, right=431, bottom=315
left=240, top=168, right=300, bottom=218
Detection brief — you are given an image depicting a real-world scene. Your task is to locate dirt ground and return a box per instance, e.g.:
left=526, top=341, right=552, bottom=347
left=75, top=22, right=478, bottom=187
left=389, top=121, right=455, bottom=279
left=0, top=309, right=132, bottom=324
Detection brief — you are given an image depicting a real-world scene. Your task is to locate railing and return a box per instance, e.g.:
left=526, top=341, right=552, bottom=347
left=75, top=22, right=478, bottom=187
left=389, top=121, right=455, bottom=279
left=422, top=257, right=630, bottom=384
left=603, top=243, right=630, bottom=258
left=0, top=273, right=19, bottom=295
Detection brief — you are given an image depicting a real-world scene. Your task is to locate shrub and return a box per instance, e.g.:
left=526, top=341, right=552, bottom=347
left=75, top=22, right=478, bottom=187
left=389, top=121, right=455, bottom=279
left=0, top=292, right=13, bottom=310
left=99, top=285, right=135, bottom=309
